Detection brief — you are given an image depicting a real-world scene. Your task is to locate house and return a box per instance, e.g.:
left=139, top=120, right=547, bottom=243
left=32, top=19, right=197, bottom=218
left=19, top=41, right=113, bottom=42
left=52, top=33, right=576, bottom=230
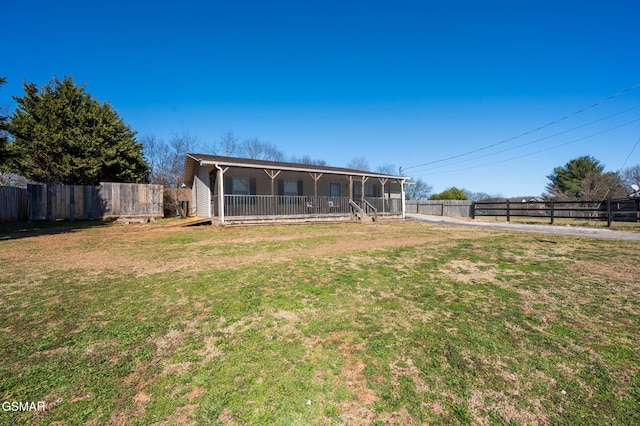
left=183, top=154, right=410, bottom=224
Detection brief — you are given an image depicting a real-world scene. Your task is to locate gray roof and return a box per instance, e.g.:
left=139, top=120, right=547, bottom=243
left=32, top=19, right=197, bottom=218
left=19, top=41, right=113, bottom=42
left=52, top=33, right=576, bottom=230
left=184, top=154, right=406, bottom=185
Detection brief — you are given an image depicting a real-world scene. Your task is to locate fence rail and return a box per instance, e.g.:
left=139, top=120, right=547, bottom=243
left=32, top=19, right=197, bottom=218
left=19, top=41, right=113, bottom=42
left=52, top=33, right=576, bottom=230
left=473, top=198, right=640, bottom=226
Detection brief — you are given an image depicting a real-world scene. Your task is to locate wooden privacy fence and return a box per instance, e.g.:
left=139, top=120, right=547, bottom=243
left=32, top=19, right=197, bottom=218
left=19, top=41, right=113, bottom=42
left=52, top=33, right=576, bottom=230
left=473, top=198, right=640, bottom=226
left=0, top=186, right=29, bottom=223
left=405, top=200, right=473, bottom=217
left=0, top=182, right=163, bottom=222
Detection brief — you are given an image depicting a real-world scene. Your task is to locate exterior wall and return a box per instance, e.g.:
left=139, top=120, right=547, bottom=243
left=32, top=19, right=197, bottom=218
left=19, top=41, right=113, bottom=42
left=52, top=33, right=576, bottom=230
left=222, top=167, right=403, bottom=198
left=193, top=165, right=212, bottom=217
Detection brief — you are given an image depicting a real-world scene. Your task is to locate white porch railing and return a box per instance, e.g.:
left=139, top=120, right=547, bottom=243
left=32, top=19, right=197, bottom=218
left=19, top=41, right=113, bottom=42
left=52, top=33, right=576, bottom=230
left=362, top=197, right=402, bottom=214
left=215, top=195, right=403, bottom=218
left=223, top=195, right=352, bottom=217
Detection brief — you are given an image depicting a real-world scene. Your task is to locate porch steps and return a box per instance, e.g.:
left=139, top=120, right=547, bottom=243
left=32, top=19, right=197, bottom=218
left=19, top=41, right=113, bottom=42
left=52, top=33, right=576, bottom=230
left=349, top=200, right=375, bottom=223
left=352, top=208, right=374, bottom=222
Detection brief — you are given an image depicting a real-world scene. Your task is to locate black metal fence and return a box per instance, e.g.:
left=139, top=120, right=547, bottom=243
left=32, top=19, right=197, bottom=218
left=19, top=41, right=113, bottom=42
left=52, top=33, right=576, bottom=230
left=473, top=198, right=640, bottom=226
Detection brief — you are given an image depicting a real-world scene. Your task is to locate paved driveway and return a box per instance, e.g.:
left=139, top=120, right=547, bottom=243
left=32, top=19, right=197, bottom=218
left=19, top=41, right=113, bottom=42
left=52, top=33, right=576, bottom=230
left=405, top=213, right=640, bottom=241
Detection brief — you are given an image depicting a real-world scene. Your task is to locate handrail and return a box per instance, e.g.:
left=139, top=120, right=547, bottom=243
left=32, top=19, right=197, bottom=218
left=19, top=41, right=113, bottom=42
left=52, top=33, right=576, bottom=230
left=362, top=199, right=378, bottom=220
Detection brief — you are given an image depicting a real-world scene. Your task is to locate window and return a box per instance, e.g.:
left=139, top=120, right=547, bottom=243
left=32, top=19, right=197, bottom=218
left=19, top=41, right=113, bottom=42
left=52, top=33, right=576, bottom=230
left=283, top=180, right=299, bottom=196
left=365, top=183, right=379, bottom=197
left=330, top=183, right=341, bottom=197
left=279, top=179, right=302, bottom=196
left=232, top=177, right=250, bottom=195
left=224, top=176, right=256, bottom=195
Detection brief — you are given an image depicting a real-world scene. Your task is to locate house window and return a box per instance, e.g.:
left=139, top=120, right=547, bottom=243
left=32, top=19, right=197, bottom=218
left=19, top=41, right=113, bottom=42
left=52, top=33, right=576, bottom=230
left=330, top=183, right=341, bottom=197
left=225, top=176, right=256, bottom=195
left=365, top=183, right=379, bottom=197
left=278, top=179, right=303, bottom=196
left=283, top=180, right=298, bottom=196
left=233, top=177, right=250, bottom=195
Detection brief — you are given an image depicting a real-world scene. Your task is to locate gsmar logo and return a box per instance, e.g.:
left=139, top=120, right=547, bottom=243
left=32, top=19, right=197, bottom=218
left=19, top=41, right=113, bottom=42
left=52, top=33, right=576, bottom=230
left=2, top=401, right=46, bottom=412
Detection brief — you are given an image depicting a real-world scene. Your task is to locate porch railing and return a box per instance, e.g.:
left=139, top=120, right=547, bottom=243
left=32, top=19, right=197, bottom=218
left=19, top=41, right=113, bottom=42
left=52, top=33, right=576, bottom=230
left=362, top=197, right=402, bottom=214
left=223, top=195, right=352, bottom=217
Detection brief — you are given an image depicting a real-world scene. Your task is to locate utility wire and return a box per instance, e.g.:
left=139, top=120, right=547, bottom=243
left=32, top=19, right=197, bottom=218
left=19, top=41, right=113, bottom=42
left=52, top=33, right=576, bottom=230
left=618, top=136, right=640, bottom=172
left=417, top=117, right=640, bottom=176
left=409, top=104, right=640, bottom=174
left=595, top=135, right=640, bottom=205
left=403, top=82, right=640, bottom=171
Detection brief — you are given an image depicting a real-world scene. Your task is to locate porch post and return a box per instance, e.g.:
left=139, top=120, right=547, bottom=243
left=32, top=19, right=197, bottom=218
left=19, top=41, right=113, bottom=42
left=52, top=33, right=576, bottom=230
left=361, top=176, right=368, bottom=205
left=264, top=169, right=282, bottom=195
left=400, top=179, right=406, bottom=219
left=347, top=176, right=353, bottom=199
left=379, top=178, right=388, bottom=213
left=308, top=172, right=323, bottom=197
left=216, top=165, right=228, bottom=224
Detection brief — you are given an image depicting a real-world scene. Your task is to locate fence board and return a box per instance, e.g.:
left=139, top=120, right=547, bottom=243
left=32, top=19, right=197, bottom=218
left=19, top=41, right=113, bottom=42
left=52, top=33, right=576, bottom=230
left=18, top=183, right=163, bottom=222
left=0, top=186, right=29, bottom=223
left=405, top=200, right=473, bottom=217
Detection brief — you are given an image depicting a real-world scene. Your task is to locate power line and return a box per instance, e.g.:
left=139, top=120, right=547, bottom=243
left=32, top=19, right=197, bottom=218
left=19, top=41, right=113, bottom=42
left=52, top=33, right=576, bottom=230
left=403, top=83, right=640, bottom=171
left=618, top=136, right=640, bottom=172
left=409, top=104, right=640, bottom=174
left=416, top=117, right=640, bottom=177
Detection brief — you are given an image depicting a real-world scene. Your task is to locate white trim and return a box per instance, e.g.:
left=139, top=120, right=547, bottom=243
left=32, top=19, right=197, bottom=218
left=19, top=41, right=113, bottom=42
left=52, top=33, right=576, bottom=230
left=401, top=179, right=408, bottom=219
left=196, top=159, right=403, bottom=180
left=215, top=165, right=228, bottom=224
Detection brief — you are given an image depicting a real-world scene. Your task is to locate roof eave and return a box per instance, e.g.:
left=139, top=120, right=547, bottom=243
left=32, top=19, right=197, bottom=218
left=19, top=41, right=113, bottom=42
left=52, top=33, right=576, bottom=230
left=195, top=158, right=405, bottom=180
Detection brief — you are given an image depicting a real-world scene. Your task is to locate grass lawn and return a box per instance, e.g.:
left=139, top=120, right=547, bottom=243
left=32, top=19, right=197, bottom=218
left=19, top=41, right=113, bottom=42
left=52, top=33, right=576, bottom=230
left=1, top=219, right=639, bottom=425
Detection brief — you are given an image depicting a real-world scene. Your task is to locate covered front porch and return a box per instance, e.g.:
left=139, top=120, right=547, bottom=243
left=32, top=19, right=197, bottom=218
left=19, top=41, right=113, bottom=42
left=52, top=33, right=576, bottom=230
left=184, top=154, right=408, bottom=224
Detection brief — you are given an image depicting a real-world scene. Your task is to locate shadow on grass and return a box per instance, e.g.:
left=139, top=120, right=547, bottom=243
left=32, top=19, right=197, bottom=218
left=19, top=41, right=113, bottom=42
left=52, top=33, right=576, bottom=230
left=0, top=219, right=113, bottom=241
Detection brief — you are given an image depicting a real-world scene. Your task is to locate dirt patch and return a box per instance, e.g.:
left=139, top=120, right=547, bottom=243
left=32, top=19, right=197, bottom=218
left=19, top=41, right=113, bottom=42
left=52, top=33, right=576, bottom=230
left=439, top=260, right=501, bottom=283
left=133, top=391, right=150, bottom=403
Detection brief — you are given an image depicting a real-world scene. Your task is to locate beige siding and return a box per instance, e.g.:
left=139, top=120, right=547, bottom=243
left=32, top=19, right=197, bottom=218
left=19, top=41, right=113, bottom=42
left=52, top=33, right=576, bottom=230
left=194, top=165, right=212, bottom=217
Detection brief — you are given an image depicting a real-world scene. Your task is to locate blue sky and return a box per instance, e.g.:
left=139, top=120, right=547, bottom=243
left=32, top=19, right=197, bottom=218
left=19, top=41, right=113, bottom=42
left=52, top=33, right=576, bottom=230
left=3, top=0, right=640, bottom=196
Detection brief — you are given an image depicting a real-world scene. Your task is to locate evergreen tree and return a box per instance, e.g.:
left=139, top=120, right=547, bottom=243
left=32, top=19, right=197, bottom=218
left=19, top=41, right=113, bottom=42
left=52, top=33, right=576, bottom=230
left=546, top=156, right=625, bottom=199
left=0, top=77, right=11, bottom=169
left=5, top=76, right=148, bottom=184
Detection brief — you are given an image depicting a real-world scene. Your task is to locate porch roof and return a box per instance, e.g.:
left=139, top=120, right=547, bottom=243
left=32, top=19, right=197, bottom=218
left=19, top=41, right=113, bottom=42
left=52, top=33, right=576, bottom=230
left=184, top=154, right=407, bottom=185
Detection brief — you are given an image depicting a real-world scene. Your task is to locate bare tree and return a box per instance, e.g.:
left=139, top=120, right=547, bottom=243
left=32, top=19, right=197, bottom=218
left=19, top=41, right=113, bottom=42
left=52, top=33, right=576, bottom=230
left=405, top=178, right=433, bottom=200
left=347, top=156, right=370, bottom=172
left=141, top=135, right=169, bottom=185
left=290, top=155, right=327, bottom=166
left=240, top=138, right=285, bottom=161
left=216, top=130, right=239, bottom=156
left=580, top=171, right=627, bottom=200
left=622, top=165, right=640, bottom=191
left=375, top=163, right=397, bottom=175
left=462, top=189, right=501, bottom=201
left=142, top=132, right=200, bottom=217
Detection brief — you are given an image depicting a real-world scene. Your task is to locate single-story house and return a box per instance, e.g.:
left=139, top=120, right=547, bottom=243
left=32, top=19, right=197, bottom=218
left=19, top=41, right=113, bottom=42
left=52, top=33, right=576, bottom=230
left=183, top=154, right=410, bottom=224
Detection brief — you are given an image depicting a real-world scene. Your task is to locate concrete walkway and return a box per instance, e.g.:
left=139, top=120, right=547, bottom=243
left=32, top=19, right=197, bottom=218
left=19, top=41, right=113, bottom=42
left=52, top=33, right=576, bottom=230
left=405, top=213, right=640, bottom=241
